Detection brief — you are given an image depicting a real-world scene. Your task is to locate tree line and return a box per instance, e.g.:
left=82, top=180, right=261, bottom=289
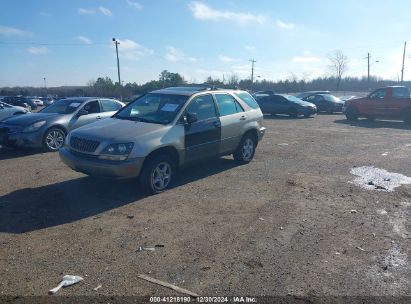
left=1, top=69, right=409, bottom=100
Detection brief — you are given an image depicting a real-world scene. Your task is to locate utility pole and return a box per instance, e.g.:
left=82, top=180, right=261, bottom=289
left=43, top=77, right=47, bottom=96
left=112, top=38, right=122, bottom=100
left=249, top=59, right=256, bottom=83
left=367, top=53, right=370, bottom=86
left=401, top=41, right=407, bottom=84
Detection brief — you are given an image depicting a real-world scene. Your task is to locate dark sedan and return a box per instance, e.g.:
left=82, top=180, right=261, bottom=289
left=255, top=94, right=317, bottom=118
left=0, top=97, right=124, bottom=151
left=303, top=94, right=345, bottom=113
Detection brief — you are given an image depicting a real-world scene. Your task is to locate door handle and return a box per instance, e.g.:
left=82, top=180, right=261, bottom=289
left=213, top=121, right=221, bottom=127
left=96, top=116, right=102, bottom=119
left=239, top=115, right=246, bottom=120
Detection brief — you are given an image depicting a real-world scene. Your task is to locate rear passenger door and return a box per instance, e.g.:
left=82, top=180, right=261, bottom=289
left=184, top=94, right=221, bottom=164
left=99, top=99, right=123, bottom=118
left=214, top=93, right=246, bottom=154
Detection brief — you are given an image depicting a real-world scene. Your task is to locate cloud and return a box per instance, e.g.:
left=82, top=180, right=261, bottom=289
left=27, top=46, right=48, bottom=55
left=218, top=55, right=235, bottom=62
left=292, top=55, right=323, bottom=63
left=76, top=35, right=92, bottom=44
left=98, top=6, right=112, bottom=16
left=126, top=0, right=143, bottom=10
left=165, top=46, right=197, bottom=62
left=276, top=20, right=295, bottom=30
left=189, top=1, right=266, bottom=25
left=244, top=45, right=256, bottom=51
left=78, top=8, right=95, bottom=15
left=115, top=39, right=153, bottom=60
left=0, top=25, right=32, bottom=36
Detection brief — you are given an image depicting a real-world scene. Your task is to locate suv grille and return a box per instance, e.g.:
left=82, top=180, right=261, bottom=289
left=70, top=136, right=100, bottom=153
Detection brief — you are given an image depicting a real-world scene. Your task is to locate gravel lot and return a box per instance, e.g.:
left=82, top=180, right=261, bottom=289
left=0, top=114, right=410, bottom=302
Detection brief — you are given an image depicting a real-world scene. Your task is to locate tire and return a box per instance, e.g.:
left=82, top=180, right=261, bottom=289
left=345, top=107, right=359, bottom=121
left=43, top=127, right=65, bottom=152
left=403, top=109, right=411, bottom=125
left=233, top=133, right=256, bottom=165
left=288, top=108, right=298, bottom=118
left=139, top=154, right=175, bottom=195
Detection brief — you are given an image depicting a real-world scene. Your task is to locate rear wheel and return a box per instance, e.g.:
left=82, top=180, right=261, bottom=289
left=139, top=154, right=175, bottom=194
left=233, top=133, right=256, bottom=165
left=43, top=127, right=65, bottom=152
left=345, top=107, right=359, bottom=121
left=403, top=108, right=411, bottom=125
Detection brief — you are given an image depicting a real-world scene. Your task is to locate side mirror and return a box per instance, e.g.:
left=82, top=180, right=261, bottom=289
left=77, top=109, right=88, bottom=116
left=186, top=112, right=198, bottom=124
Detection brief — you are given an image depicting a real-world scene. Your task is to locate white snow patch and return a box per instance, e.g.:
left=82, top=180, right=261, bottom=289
left=376, top=209, right=388, bottom=215
left=350, top=166, right=411, bottom=192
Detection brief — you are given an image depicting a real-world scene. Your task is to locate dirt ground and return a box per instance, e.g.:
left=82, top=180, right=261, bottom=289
left=0, top=114, right=410, bottom=303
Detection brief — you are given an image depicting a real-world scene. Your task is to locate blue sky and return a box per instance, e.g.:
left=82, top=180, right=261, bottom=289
left=1, top=0, right=411, bottom=87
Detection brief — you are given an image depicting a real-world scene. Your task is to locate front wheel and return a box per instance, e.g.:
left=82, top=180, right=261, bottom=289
left=43, top=127, right=65, bottom=152
left=345, top=107, right=359, bottom=121
left=139, top=154, right=175, bottom=195
left=233, top=133, right=256, bottom=165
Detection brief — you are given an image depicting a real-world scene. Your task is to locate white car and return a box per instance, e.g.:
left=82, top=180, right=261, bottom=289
left=0, top=102, right=29, bottom=121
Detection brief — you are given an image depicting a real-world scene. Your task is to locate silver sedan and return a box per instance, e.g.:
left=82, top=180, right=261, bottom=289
left=0, top=97, right=124, bottom=151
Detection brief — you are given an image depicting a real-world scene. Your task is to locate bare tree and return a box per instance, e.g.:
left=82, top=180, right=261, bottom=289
left=328, top=50, right=348, bottom=90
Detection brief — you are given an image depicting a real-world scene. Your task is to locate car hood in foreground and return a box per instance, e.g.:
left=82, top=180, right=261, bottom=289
left=1, top=112, right=61, bottom=126
left=70, top=117, right=170, bottom=142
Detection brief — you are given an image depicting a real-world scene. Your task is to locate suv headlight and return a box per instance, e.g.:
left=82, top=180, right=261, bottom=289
left=99, top=143, right=134, bottom=161
left=23, top=120, right=46, bottom=132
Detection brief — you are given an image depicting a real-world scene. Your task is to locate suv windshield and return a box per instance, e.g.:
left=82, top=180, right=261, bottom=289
left=41, top=99, right=84, bottom=114
left=115, top=93, right=188, bottom=124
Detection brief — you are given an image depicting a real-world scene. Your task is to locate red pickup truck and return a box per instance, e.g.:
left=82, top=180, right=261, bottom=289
left=344, top=86, right=411, bottom=124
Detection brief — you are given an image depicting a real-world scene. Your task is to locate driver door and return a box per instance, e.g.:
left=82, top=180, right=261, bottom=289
left=68, top=100, right=102, bottom=131
left=183, top=94, right=221, bottom=164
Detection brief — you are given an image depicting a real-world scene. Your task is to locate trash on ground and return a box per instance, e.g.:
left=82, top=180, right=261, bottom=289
left=137, top=274, right=199, bottom=297
left=376, top=209, right=388, bottom=215
left=381, top=152, right=389, bottom=156
left=350, top=166, right=411, bottom=192
left=48, top=275, right=83, bottom=295
left=259, top=217, right=265, bottom=221
left=277, top=143, right=289, bottom=146
left=137, top=246, right=156, bottom=252
left=155, top=244, right=165, bottom=248
left=350, top=209, right=357, bottom=213
left=356, top=246, right=366, bottom=252
left=93, top=284, right=102, bottom=291
left=127, top=215, right=134, bottom=219
left=280, top=226, right=284, bottom=230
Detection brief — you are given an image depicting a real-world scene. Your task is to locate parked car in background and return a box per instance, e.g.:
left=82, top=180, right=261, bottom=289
left=0, top=97, right=124, bottom=151
left=2, top=96, right=33, bottom=111
left=42, top=97, right=55, bottom=106
left=255, top=93, right=317, bottom=118
left=59, top=87, right=266, bottom=194
left=295, top=91, right=330, bottom=99
left=0, top=101, right=29, bottom=121
left=27, top=98, right=44, bottom=107
left=303, top=94, right=345, bottom=113
left=344, top=86, right=411, bottom=124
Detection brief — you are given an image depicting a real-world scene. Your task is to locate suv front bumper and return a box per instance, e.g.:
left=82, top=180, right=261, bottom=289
left=59, top=147, right=144, bottom=179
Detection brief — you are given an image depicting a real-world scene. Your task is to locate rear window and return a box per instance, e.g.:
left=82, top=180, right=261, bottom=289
left=392, top=87, right=410, bottom=99
left=235, top=92, right=260, bottom=109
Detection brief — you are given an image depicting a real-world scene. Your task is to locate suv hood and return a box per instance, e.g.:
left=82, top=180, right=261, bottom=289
left=1, top=112, right=59, bottom=126
left=71, top=117, right=169, bottom=142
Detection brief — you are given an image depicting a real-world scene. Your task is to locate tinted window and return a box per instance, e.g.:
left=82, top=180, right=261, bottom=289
left=305, top=95, right=315, bottom=101
left=186, top=94, right=217, bottom=121
left=83, top=100, right=100, bottom=114
left=215, top=93, right=244, bottom=116
left=392, top=87, right=410, bottom=99
left=369, top=89, right=387, bottom=99
left=235, top=92, right=259, bottom=109
left=41, top=99, right=86, bottom=114
left=101, top=99, right=122, bottom=112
